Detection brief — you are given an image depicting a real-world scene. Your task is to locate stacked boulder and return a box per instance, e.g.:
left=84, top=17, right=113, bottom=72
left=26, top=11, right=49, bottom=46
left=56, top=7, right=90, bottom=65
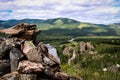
left=0, top=23, right=79, bottom=80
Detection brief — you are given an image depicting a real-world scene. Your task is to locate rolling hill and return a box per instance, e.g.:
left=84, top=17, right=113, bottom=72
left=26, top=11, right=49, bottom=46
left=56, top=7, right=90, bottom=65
left=0, top=18, right=120, bottom=37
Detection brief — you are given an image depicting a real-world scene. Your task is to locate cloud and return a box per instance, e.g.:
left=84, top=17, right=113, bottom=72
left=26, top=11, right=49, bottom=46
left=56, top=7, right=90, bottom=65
left=0, top=0, right=120, bottom=24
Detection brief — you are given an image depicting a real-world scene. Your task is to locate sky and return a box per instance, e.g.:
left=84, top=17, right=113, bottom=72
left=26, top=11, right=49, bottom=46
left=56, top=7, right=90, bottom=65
left=0, top=0, right=120, bottom=24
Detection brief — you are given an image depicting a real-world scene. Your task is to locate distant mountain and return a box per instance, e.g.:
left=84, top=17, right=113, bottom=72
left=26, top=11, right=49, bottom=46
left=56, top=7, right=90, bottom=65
left=0, top=18, right=120, bottom=37
left=44, top=18, right=79, bottom=24
left=108, top=23, right=120, bottom=35
left=0, top=19, right=45, bottom=28
left=20, top=19, right=44, bottom=24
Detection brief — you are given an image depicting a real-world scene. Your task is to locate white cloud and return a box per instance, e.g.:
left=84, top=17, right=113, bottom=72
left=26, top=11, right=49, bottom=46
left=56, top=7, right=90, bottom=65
left=14, top=0, right=46, bottom=6
left=0, top=0, right=119, bottom=24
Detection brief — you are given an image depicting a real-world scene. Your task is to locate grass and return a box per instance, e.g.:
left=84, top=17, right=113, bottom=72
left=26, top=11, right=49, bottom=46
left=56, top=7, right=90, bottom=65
left=60, top=52, right=120, bottom=80
left=52, top=38, right=120, bottom=80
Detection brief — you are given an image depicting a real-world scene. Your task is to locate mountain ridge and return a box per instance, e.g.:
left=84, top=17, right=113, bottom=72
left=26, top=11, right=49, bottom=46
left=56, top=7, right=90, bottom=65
left=0, top=18, right=120, bottom=37
left=0, top=18, right=110, bottom=28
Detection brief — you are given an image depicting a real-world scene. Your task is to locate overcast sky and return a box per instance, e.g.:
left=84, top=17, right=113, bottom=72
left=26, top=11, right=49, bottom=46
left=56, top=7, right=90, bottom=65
left=0, top=0, right=120, bottom=24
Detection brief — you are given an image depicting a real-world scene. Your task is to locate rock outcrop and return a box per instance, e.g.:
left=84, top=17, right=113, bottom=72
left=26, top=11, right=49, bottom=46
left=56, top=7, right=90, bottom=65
left=0, top=23, right=80, bottom=80
left=63, top=46, right=78, bottom=64
left=80, top=41, right=97, bottom=54
left=62, top=41, right=97, bottom=64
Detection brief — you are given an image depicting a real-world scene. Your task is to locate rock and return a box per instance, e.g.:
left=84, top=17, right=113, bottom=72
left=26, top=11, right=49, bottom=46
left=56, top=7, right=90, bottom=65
left=107, top=65, right=119, bottom=73
left=63, top=46, right=73, bottom=55
left=63, top=46, right=78, bottom=64
left=86, top=42, right=97, bottom=54
left=19, top=73, right=37, bottom=80
left=0, top=60, right=10, bottom=77
left=10, top=47, right=25, bottom=72
left=17, top=60, right=44, bottom=74
left=0, top=40, right=13, bottom=59
left=69, top=76, right=82, bottom=80
left=0, top=71, right=19, bottom=80
left=0, top=38, right=23, bottom=59
left=38, top=42, right=48, bottom=53
left=0, top=23, right=41, bottom=42
left=0, top=23, right=79, bottom=80
left=37, top=78, right=50, bottom=80
left=54, top=72, right=69, bottom=80
left=22, top=41, right=43, bottom=63
left=43, top=54, right=61, bottom=73
left=37, top=72, right=55, bottom=80
left=86, top=42, right=95, bottom=51
left=45, top=44, right=61, bottom=64
left=44, top=66, right=54, bottom=77
left=63, top=47, right=70, bottom=55
left=80, top=41, right=97, bottom=54
left=79, top=41, right=86, bottom=54
left=68, top=48, right=78, bottom=64
left=47, top=53, right=60, bottom=65
left=43, top=55, right=56, bottom=66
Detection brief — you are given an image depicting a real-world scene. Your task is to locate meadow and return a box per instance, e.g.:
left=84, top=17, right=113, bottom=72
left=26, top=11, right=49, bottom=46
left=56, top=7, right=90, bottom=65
left=38, top=36, right=120, bottom=80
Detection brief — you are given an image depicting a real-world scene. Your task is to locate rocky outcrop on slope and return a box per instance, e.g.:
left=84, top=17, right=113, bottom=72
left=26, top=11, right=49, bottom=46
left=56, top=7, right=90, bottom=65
left=62, top=41, right=97, bottom=64
left=80, top=41, right=97, bottom=54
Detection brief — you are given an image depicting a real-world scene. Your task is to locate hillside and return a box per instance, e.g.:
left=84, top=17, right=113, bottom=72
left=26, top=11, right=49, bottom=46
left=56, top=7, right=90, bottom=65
left=0, top=18, right=120, bottom=37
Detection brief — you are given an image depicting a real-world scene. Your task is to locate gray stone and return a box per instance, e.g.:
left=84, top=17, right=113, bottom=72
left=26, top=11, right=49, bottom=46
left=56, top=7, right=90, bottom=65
left=10, top=47, right=25, bottom=72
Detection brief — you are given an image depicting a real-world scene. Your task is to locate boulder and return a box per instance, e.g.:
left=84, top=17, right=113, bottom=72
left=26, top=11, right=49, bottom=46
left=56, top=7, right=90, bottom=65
left=0, top=23, right=41, bottom=42
left=0, top=38, right=23, bottom=59
left=0, top=40, right=13, bottom=59
left=54, top=72, right=69, bottom=80
left=38, top=42, right=48, bottom=53
left=22, top=41, right=43, bottom=63
left=17, top=60, right=44, bottom=74
left=0, top=71, right=19, bottom=80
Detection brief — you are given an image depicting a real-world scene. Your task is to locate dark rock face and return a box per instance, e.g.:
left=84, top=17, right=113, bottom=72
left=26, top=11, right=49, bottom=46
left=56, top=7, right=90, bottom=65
left=10, top=47, right=25, bottom=72
left=0, top=23, right=80, bottom=80
left=54, top=72, right=69, bottom=80
left=0, top=40, right=13, bottom=59
left=0, top=60, right=10, bottom=77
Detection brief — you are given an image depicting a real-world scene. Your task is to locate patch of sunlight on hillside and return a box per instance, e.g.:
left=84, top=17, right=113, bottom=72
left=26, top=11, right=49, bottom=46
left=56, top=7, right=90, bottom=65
left=54, top=19, right=64, bottom=25
left=78, top=23, right=92, bottom=29
left=68, top=19, right=73, bottom=23
left=92, top=28, right=107, bottom=32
